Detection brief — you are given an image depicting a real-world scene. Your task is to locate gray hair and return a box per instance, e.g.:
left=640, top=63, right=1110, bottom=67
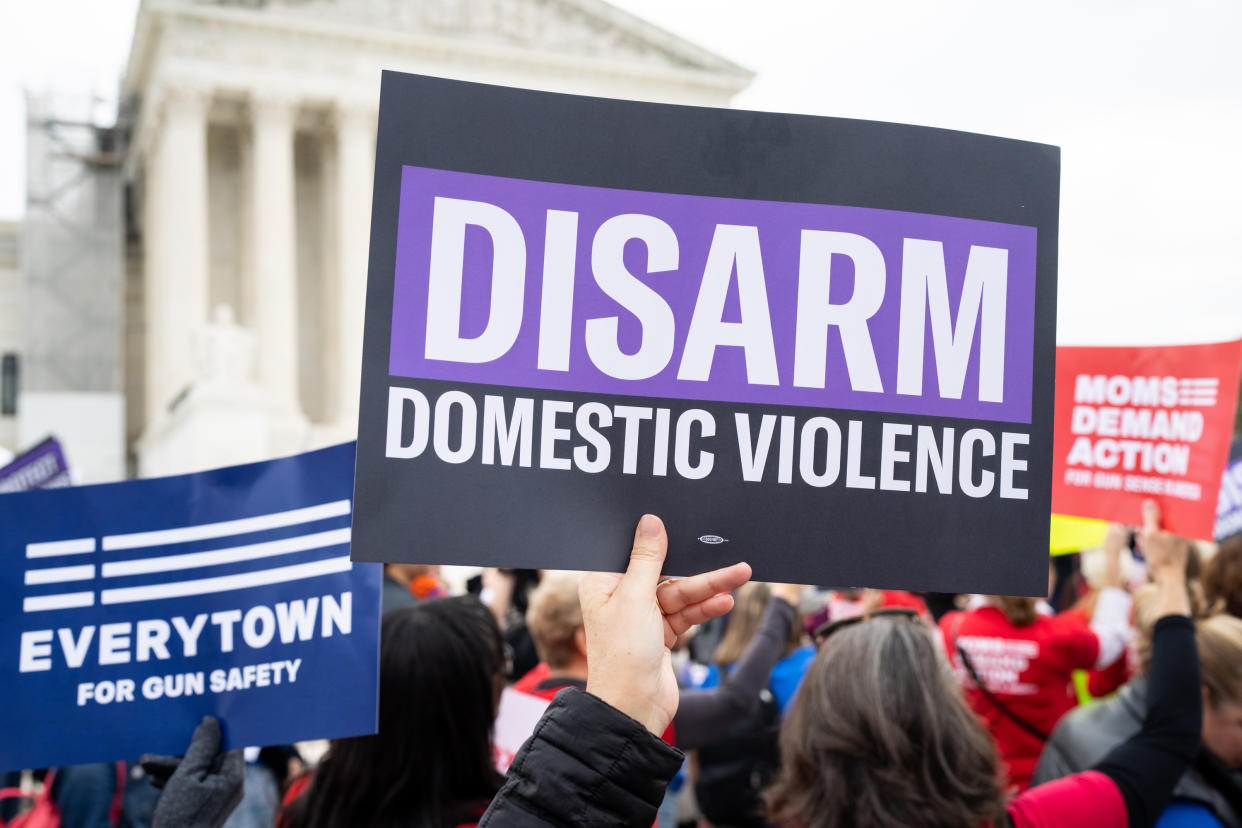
left=766, top=616, right=1005, bottom=828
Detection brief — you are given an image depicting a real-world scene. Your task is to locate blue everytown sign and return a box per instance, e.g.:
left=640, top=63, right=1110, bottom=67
left=0, top=442, right=381, bottom=772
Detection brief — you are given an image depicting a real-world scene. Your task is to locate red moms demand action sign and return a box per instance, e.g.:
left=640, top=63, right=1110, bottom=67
left=1052, top=340, right=1242, bottom=539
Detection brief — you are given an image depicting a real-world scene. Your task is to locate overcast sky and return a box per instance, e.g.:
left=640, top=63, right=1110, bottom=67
left=2, top=0, right=1239, bottom=346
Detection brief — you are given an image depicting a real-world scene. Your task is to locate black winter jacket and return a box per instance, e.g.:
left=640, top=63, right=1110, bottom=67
left=479, top=689, right=683, bottom=827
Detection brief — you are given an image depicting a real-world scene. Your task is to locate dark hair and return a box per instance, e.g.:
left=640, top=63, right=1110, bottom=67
left=283, top=597, right=506, bottom=828
left=1205, top=535, right=1242, bottom=619
left=766, top=616, right=1005, bottom=828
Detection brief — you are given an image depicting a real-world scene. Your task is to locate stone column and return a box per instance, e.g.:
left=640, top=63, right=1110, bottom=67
left=248, top=92, right=305, bottom=434
left=143, top=84, right=211, bottom=424
left=332, top=100, right=376, bottom=428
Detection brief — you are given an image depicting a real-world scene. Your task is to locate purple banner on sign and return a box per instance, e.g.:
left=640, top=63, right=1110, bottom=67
left=0, top=438, right=70, bottom=493
left=389, top=166, right=1038, bottom=424
left=1216, top=440, right=1242, bottom=542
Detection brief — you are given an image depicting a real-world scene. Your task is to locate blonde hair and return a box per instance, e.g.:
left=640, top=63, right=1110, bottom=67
left=711, top=582, right=801, bottom=670
left=711, top=582, right=772, bottom=669
left=1198, top=614, right=1242, bottom=708
left=526, top=573, right=583, bottom=669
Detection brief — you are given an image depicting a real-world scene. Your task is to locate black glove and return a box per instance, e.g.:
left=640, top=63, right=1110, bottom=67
left=140, top=716, right=244, bottom=828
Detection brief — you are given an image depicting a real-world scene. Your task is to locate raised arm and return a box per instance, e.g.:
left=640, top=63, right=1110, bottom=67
left=673, top=585, right=799, bottom=750
left=1085, top=524, right=1134, bottom=669
left=1090, top=502, right=1199, bottom=827
left=1009, top=502, right=1199, bottom=828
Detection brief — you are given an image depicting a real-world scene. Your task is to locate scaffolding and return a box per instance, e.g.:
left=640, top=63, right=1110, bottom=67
left=18, top=91, right=127, bottom=480
left=23, top=92, right=125, bottom=395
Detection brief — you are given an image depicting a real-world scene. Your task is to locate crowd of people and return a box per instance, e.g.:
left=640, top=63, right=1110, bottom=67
left=7, top=501, right=1242, bottom=828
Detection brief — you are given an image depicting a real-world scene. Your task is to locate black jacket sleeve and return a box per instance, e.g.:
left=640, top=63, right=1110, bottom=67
left=673, top=596, right=796, bottom=750
left=1092, top=615, right=1201, bottom=828
left=479, top=689, right=684, bottom=827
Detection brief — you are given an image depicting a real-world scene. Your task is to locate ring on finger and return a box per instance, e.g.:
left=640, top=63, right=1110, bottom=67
left=656, top=577, right=681, bottom=616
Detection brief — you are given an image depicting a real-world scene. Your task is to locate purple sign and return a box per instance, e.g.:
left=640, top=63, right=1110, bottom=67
left=0, top=438, right=71, bottom=494
left=1216, top=439, right=1242, bottom=541
left=390, top=166, right=1038, bottom=424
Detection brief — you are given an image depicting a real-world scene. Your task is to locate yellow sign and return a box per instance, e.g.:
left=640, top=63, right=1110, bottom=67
left=1050, top=514, right=1108, bottom=556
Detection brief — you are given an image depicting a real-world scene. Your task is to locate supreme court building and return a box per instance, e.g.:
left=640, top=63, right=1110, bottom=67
left=122, top=0, right=751, bottom=476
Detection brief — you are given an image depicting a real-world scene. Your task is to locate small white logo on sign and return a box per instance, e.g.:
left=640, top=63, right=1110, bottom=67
left=698, top=535, right=727, bottom=544
left=1178, top=378, right=1219, bottom=407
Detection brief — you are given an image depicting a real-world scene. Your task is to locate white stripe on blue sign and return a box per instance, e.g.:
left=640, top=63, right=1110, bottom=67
left=23, top=500, right=353, bottom=614
left=23, top=592, right=95, bottom=612
left=101, top=499, right=351, bottom=551
left=99, top=556, right=353, bottom=605
left=100, top=527, right=351, bottom=578
left=24, top=564, right=96, bottom=585
left=26, top=538, right=96, bottom=558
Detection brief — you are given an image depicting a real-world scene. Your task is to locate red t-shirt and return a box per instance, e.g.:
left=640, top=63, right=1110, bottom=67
left=512, top=662, right=551, bottom=694
left=940, top=607, right=1099, bottom=791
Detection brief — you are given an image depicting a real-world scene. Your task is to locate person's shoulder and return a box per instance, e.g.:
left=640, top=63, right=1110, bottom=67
left=1008, top=770, right=1127, bottom=828
left=770, top=646, right=814, bottom=685
left=938, top=608, right=964, bottom=634
left=948, top=605, right=1011, bottom=635
left=690, top=663, right=720, bottom=689
left=1045, top=683, right=1142, bottom=762
left=380, top=576, right=417, bottom=614
left=781, top=644, right=815, bottom=668
left=1047, top=610, right=1091, bottom=633
left=1154, top=801, right=1229, bottom=827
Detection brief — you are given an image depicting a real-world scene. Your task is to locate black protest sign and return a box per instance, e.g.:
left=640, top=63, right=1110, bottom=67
left=351, top=71, right=1059, bottom=595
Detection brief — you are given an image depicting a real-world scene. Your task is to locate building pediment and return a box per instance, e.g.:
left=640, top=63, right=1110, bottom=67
left=185, top=0, right=750, bottom=79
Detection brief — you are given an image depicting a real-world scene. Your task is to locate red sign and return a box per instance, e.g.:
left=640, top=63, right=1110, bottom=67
left=1052, top=340, right=1242, bottom=539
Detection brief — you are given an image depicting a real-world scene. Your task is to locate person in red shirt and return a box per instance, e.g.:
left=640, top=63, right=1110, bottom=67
left=939, top=526, right=1133, bottom=791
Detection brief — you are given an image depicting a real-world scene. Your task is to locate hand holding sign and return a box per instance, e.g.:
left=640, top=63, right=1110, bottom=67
left=1138, top=500, right=1192, bottom=619
left=141, top=716, right=244, bottom=828
left=581, top=515, right=750, bottom=736
left=1139, top=501, right=1190, bottom=576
